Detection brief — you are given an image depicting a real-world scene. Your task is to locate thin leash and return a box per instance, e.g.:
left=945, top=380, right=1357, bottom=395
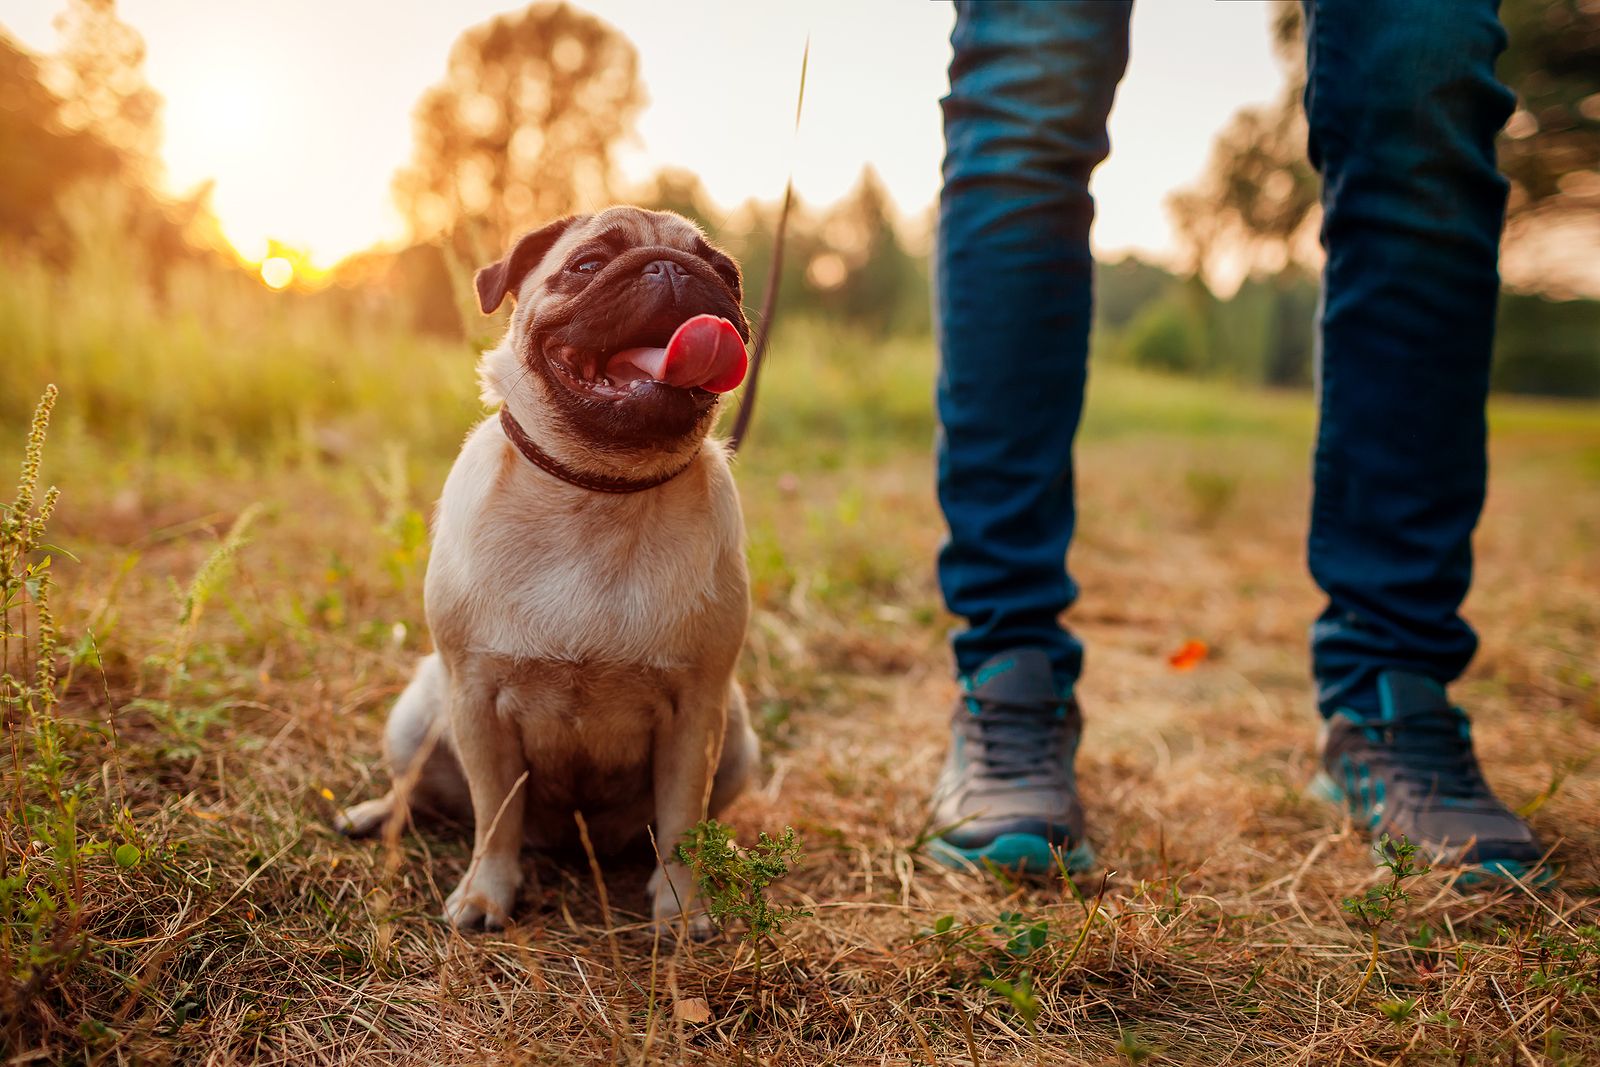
left=727, top=36, right=809, bottom=455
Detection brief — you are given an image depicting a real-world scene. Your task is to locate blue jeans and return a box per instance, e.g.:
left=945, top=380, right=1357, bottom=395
left=936, top=0, right=1514, bottom=715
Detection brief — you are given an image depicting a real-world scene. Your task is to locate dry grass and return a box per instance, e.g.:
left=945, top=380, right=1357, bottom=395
left=4, top=363, right=1599, bottom=1066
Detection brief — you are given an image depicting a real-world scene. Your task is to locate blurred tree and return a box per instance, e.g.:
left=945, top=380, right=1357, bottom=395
left=48, top=0, right=163, bottom=180
left=720, top=195, right=822, bottom=328
left=641, top=167, right=718, bottom=234
left=1121, top=297, right=1207, bottom=376
left=1095, top=256, right=1186, bottom=332
left=1167, top=3, right=1319, bottom=284
left=1492, top=291, right=1600, bottom=395
left=0, top=34, right=119, bottom=250
left=1498, top=0, right=1600, bottom=224
left=1223, top=269, right=1319, bottom=386
left=0, top=27, right=212, bottom=284
left=699, top=173, right=933, bottom=337
left=393, top=2, right=644, bottom=249
left=1171, top=0, right=1600, bottom=287
left=815, top=168, right=927, bottom=335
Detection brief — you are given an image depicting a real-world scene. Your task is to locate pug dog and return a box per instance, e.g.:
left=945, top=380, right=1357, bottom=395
left=337, top=207, right=760, bottom=935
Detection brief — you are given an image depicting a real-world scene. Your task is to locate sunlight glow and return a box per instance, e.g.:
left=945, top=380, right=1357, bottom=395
left=0, top=0, right=1286, bottom=272
left=260, top=257, right=294, bottom=290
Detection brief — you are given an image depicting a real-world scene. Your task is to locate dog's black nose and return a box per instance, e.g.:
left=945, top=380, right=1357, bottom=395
left=641, top=259, right=689, bottom=281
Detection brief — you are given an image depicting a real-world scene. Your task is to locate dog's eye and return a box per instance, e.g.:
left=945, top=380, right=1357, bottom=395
left=570, top=258, right=605, bottom=275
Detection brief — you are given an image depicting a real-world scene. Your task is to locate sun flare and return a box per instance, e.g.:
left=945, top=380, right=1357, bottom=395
left=259, top=257, right=294, bottom=290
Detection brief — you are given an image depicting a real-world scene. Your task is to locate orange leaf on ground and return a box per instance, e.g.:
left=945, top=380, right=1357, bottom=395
left=1167, top=639, right=1209, bottom=671
left=674, top=998, right=712, bottom=1024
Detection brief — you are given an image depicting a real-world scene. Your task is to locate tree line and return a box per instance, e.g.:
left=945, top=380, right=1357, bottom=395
left=2, top=1, right=1595, bottom=397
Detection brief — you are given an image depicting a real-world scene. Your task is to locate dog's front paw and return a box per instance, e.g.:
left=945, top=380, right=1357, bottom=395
left=443, top=856, right=521, bottom=930
left=648, top=862, right=713, bottom=940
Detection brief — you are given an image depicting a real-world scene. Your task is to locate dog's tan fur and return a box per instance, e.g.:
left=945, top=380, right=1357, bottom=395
left=337, top=207, right=758, bottom=933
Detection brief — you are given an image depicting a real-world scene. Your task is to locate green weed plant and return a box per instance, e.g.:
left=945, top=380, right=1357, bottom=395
left=676, top=819, right=809, bottom=1011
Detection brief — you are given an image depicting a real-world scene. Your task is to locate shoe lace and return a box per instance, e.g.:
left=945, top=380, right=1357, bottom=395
left=967, top=696, right=1068, bottom=780
left=1350, top=706, right=1490, bottom=801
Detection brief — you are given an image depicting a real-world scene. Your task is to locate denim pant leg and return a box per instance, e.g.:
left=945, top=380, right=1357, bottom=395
left=1303, top=0, right=1515, bottom=715
left=936, top=0, right=1132, bottom=687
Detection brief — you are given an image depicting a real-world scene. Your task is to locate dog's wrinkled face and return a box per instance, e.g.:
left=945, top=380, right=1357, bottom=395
left=477, top=208, right=750, bottom=450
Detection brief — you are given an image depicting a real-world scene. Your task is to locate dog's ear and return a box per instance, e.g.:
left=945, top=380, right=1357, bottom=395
left=474, top=215, right=586, bottom=315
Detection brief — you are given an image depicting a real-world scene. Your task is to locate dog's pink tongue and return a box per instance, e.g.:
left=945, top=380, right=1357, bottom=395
left=607, top=315, right=748, bottom=393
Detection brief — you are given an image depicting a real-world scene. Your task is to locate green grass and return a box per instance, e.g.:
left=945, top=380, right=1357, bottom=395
left=0, top=228, right=479, bottom=462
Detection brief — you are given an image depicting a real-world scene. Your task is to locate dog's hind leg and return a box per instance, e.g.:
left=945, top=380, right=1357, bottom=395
left=333, top=795, right=394, bottom=837
left=336, top=653, right=471, bottom=835
left=710, top=680, right=759, bottom=816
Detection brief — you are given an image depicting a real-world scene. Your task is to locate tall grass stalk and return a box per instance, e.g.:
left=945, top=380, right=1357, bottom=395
left=2, top=385, right=61, bottom=723
left=1, top=385, right=82, bottom=1030
left=165, top=502, right=262, bottom=701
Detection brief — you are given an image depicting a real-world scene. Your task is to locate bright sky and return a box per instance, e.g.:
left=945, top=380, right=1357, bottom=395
left=0, top=0, right=1282, bottom=269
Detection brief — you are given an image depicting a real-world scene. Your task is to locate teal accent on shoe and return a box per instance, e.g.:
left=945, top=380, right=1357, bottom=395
left=960, top=653, right=1074, bottom=715
left=970, top=657, right=1017, bottom=688
left=1454, top=858, right=1557, bottom=889
left=926, top=832, right=1094, bottom=875
left=1308, top=770, right=1345, bottom=805
left=1310, top=772, right=1556, bottom=889
left=1324, top=758, right=1386, bottom=829
left=1332, top=707, right=1368, bottom=729
left=1377, top=671, right=1448, bottom=722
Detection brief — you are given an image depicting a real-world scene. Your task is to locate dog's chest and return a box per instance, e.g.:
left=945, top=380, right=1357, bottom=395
left=501, top=531, right=715, bottom=663
left=432, top=487, right=733, bottom=668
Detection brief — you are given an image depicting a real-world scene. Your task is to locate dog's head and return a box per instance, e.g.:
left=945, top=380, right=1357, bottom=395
left=477, top=207, right=750, bottom=477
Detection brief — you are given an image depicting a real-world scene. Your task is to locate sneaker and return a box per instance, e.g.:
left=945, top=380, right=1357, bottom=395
left=926, top=649, right=1093, bottom=874
left=1311, top=670, right=1549, bottom=883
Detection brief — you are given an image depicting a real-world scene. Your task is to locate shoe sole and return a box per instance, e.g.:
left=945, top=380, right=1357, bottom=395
left=1308, top=771, right=1554, bottom=888
left=926, top=832, right=1095, bottom=875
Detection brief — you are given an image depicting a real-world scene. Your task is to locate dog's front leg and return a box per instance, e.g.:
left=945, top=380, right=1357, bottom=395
left=649, top=678, right=730, bottom=938
left=443, top=664, right=527, bottom=930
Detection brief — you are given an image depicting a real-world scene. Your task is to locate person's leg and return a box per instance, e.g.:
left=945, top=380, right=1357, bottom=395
left=936, top=0, right=1131, bottom=691
left=1304, top=0, right=1544, bottom=877
left=928, top=0, right=1130, bottom=874
left=1303, top=0, right=1514, bottom=716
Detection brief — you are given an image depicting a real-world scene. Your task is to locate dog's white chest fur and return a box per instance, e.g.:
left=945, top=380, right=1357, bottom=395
left=425, top=416, right=743, bottom=669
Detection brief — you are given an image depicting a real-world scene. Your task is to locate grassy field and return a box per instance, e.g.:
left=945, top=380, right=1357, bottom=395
left=4, top=252, right=1600, bottom=1065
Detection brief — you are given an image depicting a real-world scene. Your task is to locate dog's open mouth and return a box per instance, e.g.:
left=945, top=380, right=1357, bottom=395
left=545, top=315, right=748, bottom=402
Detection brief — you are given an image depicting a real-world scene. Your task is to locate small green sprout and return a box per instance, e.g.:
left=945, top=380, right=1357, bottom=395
left=676, top=819, right=810, bottom=945
left=979, top=971, right=1040, bottom=1032
left=676, top=819, right=809, bottom=1017
left=1342, top=834, right=1429, bottom=1002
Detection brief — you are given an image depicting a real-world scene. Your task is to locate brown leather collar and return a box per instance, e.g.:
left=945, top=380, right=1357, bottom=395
left=498, top=407, right=695, bottom=494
